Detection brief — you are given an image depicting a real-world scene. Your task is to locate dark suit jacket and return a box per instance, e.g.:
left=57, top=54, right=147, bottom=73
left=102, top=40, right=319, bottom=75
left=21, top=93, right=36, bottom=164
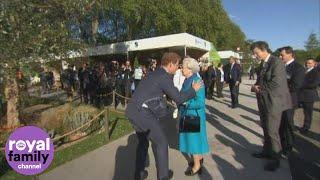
left=285, top=61, right=305, bottom=107
left=216, top=68, right=223, bottom=82
left=299, top=68, right=320, bottom=103
left=125, top=67, right=196, bottom=125
left=225, top=63, right=241, bottom=84
left=256, top=55, right=292, bottom=113
left=203, top=66, right=216, bottom=86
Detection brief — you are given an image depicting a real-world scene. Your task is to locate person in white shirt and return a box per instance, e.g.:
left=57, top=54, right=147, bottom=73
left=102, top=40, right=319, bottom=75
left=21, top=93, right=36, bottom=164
left=134, top=65, right=143, bottom=90
left=173, top=66, right=186, bottom=118
left=216, top=63, right=225, bottom=98
left=173, top=66, right=185, bottom=91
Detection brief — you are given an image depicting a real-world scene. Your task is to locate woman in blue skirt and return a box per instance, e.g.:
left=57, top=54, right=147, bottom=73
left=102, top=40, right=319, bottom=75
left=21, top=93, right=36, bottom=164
left=179, top=57, right=210, bottom=176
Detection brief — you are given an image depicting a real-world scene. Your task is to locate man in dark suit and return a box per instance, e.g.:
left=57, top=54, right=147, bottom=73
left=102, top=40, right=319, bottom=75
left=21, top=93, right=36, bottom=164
left=125, top=52, right=202, bottom=180
left=279, top=46, right=305, bottom=156
left=226, top=56, right=241, bottom=108
left=299, top=58, right=320, bottom=133
left=251, top=41, right=292, bottom=171
left=206, top=64, right=217, bottom=99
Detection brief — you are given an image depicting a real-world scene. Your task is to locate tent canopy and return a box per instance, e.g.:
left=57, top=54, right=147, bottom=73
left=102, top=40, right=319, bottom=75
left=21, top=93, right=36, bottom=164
left=85, top=33, right=213, bottom=59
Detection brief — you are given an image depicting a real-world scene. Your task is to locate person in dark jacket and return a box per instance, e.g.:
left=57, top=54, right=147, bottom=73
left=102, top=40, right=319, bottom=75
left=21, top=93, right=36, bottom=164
left=206, top=64, right=216, bottom=99
left=299, top=58, right=320, bottom=133
left=123, top=60, right=134, bottom=100
left=248, top=64, right=256, bottom=80
left=125, top=52, right=202, bottom=180
left=78, top=63, right=90, bottom=104
left=279, top=46, right=305, bottom=156
left=225, top=56, right=241, bottom=108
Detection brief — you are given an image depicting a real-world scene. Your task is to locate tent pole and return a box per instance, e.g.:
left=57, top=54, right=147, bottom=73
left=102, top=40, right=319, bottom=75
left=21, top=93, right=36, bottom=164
left=184, top=46, right=187, bottom=57
left=126, top=51, right=129, bottom=61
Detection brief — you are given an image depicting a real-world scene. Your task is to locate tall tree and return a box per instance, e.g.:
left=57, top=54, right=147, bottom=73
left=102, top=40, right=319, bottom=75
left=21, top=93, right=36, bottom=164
left=0, top=0, right=94, bottom=127
left=305, top=32, right=320, bottom=51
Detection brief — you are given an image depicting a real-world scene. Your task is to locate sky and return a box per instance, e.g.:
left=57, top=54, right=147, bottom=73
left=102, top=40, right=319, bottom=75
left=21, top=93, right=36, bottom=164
left=222, top=0, right=320, bottom=50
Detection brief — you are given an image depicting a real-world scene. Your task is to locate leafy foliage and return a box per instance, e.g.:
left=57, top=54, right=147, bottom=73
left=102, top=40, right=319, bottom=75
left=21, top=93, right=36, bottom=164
left=305, top=32, right=320, bottom=51
left=1, top=0, right=247, bottom=65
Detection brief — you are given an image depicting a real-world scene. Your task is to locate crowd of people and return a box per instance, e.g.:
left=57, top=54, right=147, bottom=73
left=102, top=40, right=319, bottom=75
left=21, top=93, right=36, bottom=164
left=34, top=58, right=159, bottom=108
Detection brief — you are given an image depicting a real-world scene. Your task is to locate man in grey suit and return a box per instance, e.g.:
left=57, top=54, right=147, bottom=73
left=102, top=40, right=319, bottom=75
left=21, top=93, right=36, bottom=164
left=250, top=41, right=292, bottom=171
left=125, top=52, right=202, bottom=180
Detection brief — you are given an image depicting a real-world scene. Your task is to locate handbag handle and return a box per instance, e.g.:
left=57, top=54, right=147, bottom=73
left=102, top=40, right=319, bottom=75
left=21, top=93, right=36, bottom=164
left=183, top=103, right=200, bottom=117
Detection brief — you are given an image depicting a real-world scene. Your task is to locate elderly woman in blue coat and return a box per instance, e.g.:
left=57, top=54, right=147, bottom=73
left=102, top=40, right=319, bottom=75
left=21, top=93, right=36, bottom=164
left=179, top=57, right=210, bottom=176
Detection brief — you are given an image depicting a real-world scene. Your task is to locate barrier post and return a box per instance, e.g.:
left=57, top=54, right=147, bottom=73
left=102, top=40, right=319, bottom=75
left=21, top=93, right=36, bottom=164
left=112, top=91, right=115, bottom=107
left=104, top=107, right=110, bottom=141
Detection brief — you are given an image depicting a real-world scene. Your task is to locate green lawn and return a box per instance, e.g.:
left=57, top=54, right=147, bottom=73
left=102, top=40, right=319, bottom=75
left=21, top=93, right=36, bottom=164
left=0, top=110, right=133, bottom=180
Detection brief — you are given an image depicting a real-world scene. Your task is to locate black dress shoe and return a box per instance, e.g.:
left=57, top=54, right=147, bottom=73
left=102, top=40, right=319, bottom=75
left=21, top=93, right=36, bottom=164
left=264, top=159, right=280, bottom=171
left=185, top=166, right=202, bottom=176
left=188, top=159, right=204, bottom=167
left=160, top=170, right=173, bottom=180
left=168, top=170, right=173, bottom=179
left=135, top=170, right=148, bottom=180
left=252, top=152, right=271, bottom=159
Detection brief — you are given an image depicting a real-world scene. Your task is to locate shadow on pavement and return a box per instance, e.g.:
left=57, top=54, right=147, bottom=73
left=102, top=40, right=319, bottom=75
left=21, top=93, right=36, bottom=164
left=240, top=115, right=260, bottom=126
left=206, top=105, right=291, bottom=180
left=113, top=135, right=151, bottom=180
left=288, top=132, right=320, bottom=180
left=206, top=105, right=263, bottom=139
left=212, top=135, right=261, bottom=180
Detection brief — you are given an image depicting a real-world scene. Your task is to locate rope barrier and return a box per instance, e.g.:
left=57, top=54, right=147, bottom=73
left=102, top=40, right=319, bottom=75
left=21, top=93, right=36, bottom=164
left=114, top=91, right=131, bottom=100
left=108, top=108, right=125, bottom=115
left=52, top=109, right=106, bottom=142
left=97, top=91, right=114, bottom=97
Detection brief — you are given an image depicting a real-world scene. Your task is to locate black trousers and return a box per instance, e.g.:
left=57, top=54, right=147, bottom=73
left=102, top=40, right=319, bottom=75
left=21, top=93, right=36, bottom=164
left=302, top=102, right=314, bottom=130
left=216, top=81, right=224, bottom=97
left=205, top=81, right=213, bottom=98
left=279, top=109, right=294, bottom=153
left=229, top=83, right=239, bottom=106
left=130, top=109, right=169, bottom=180
left=209, top=80, right=216, bottom=97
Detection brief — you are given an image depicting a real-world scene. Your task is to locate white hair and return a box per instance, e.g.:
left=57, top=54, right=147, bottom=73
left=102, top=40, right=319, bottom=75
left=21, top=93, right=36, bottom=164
left=183, top=57, right=200, bottom=73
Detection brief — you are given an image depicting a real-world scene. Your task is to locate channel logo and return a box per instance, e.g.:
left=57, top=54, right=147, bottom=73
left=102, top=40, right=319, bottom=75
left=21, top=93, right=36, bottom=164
left=5, top=126, right=54, bottom=175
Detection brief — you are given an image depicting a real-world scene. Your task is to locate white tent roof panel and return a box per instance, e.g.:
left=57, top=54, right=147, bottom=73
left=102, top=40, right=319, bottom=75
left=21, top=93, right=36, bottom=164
left=86, top=33, right=212, bottom=57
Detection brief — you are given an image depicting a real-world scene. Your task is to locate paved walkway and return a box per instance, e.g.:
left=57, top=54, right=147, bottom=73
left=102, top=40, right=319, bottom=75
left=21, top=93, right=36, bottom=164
left=40, top=79, right=320, bottom=180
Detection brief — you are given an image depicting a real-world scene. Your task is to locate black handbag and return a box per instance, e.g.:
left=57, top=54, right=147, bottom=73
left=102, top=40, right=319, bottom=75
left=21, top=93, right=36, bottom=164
left=179, top=108, right=200, bottom=133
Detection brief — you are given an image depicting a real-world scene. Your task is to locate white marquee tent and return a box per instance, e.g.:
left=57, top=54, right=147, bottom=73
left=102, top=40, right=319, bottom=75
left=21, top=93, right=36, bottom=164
left=85, top=33, right=213, bottom=59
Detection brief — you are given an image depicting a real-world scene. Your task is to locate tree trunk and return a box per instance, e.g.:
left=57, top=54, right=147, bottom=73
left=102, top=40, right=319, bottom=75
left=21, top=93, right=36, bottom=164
left=4, top=77, right=20, bottom=128
left=91, top=16, right=99, bottom=44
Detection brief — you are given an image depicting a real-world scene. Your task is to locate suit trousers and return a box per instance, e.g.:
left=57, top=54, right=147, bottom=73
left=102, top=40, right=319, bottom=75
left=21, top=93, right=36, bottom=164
left=216, top=81, right=224, bottom=97
left=209, top=80, right=216, bottom=97
left=279, top=109, right=294, bottom=153
left=130, top=108, right=169, bottom=180
left=229, top=83, right=239, bottom=106
left=205, top=81, right=213, bottom=98
left=302, top=102, right=314, bottom=130
left=260, top=109, right=283, bottom=154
